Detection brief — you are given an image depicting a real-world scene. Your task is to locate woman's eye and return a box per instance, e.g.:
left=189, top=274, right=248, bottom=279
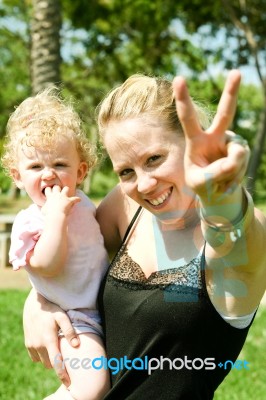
left=148, top=155, right=161, bottom=163
left=119, top=169, right=134, bottom=177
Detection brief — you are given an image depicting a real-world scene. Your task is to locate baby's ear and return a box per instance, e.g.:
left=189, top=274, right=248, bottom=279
left=77, top=161, right=88, bottom=184
left=10, top=168, right=24, bottom=189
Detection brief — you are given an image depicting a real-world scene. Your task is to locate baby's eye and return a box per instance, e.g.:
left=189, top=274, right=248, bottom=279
left=30, top=164, right=41, bottom=169
left=55, top=162, right=67, bottom=167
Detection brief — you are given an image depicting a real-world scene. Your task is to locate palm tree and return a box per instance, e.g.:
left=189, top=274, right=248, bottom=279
left=30, top=0, right=62, bottom=94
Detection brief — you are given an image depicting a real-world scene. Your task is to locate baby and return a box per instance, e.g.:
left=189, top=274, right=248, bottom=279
left=2, top=87, right=110, bottom=400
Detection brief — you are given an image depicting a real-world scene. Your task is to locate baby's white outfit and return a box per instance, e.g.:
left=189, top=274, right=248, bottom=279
left=9, top=189, right=109, bottom=336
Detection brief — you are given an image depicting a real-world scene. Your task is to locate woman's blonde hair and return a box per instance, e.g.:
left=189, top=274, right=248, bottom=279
left=2, top=86, right=97, bottom=175
left=96, top=74, right=210, bottom=140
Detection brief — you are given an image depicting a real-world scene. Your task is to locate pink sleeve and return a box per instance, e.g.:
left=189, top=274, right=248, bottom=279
left=9, top=208, right=43, bottom=271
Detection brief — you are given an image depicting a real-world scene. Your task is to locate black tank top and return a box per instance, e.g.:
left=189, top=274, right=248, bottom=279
left=98, top=207, right=254, bottom=399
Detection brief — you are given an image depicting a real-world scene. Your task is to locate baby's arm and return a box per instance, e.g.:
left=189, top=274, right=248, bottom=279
left=28, top=186, right=80, bottom=277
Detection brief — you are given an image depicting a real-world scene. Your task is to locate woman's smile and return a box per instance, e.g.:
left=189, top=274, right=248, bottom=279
left=145, top=187, right=172, bottom=207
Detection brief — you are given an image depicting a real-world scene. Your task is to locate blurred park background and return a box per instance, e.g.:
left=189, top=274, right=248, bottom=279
left=0, top=0, right=266, bottom=399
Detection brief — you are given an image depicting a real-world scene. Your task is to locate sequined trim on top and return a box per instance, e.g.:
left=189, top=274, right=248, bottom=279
left=108, top=245, right=203, bottom=291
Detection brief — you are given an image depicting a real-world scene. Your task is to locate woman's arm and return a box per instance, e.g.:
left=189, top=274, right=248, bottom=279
left=173, top=70, right=264, bottom=265
left=173, top=70, right=266, bottom=313
left=23, top=289, right=79, bottom=386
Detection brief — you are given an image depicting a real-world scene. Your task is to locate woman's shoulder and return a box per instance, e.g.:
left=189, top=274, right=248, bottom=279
left=96, top=184, right=140, bottom=255
left=98, top=185, right=139, bottom=219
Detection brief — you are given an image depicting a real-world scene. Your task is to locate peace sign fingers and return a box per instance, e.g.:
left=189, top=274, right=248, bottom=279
left=172, top=70, right=245, bottom=197
left=173, top=76, right=202, bottom=139
left=209, top=70, right=241, bottom=136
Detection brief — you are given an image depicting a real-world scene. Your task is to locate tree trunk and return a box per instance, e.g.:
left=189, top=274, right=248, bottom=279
left=30, top=0, right=62, bottom=95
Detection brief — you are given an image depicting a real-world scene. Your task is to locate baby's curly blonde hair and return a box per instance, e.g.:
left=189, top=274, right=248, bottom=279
left=2, top=86, right=97, bottom=176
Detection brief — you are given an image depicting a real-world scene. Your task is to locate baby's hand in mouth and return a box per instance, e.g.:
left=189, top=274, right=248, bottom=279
left=43, top=185, right=61, bottom=196
left=42, top=186, right=80, bottom=216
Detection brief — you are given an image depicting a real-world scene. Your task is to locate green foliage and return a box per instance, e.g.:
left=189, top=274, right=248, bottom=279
left=0, top=173, right=11, bottom=194
left=1, top=0, right=266, bottom=192
left=90, top=155, right=118, bottom=199
left=61, top=0, right=207, bottom=96
left=0, top=139, right=12, bottom=193
left=0, top=1, right=31, bottom=139
left=255, top=151, right=266, bottom=201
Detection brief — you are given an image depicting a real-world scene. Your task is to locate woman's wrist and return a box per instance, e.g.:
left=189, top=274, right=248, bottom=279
left=197, top=187, right=254, bottom=243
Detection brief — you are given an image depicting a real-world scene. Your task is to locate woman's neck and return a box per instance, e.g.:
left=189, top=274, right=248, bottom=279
left=154, top=199, right=199, bottom=231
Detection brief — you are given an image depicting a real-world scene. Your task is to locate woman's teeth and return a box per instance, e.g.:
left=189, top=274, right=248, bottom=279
left=149, top=190, right=171, bottom=206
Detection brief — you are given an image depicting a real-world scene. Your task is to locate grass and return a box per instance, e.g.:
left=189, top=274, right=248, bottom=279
left=0, top=289, right=265, bottom=399
left=0, top=290, right=58, bottom=399
left=213, top=305, right=266, bottom=400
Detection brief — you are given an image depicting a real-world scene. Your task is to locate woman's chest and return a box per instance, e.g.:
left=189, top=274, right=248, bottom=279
left=124, top=212, right=203, bottom=279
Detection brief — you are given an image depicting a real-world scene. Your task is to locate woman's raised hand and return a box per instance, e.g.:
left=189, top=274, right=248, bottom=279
left=173, top=70, right=250, bottom=199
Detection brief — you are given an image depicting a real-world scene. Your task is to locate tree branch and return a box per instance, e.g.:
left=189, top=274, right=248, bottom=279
left=221, top=0, right=264, bottom=87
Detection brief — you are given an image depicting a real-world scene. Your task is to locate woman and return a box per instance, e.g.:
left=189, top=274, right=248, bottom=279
left=23, top=70, right=266, bottom=399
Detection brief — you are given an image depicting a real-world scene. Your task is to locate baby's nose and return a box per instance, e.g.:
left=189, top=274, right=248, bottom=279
left=42, top=168, right=55, bottom=180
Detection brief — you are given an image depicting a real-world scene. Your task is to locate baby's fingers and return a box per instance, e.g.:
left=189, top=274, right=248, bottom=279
left=60, top=187, right=81, bottom=204
left=68, top=195, right=81, bottom=205
left=44, top=185, right=61, bottom=197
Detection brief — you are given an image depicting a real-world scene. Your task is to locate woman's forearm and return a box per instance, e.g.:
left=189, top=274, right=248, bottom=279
left=23, top=288, right=79, bottom=386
